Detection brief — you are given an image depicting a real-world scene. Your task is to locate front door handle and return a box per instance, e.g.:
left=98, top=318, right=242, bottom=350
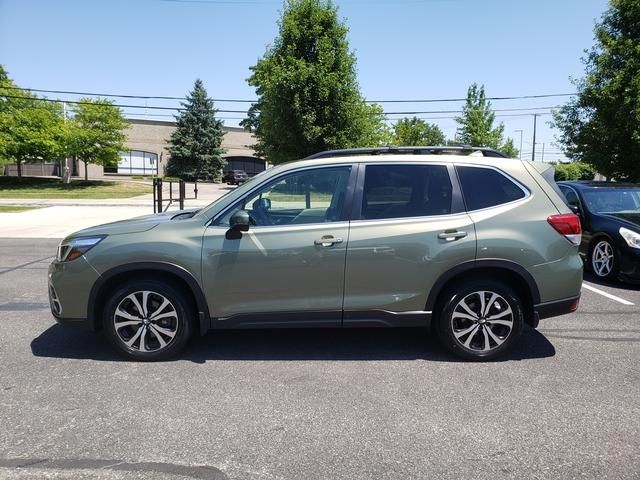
left=438, top=230, right=467, bottom=241
left=314, top=236, right=343, bottom=247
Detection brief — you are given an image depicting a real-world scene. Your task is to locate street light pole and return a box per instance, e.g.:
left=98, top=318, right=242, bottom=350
left=514, top=129, right=523, bottom=160
left=531, top=114, right=539, bottom=161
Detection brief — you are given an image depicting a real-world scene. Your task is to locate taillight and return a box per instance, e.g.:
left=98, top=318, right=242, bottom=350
left=547, top=213, right=581, bottom=245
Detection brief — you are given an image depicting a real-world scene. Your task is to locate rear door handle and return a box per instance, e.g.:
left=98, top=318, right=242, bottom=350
left=438, top=230, right=467, bottom=241
left=314, top=236, right=343, bottom=247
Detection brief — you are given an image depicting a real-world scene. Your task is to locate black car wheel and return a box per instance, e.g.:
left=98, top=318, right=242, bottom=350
left=589, top=238, right=619, bottom=281
left=435, top=280, right=524, bottom=361
left=103, top=279, right=193, bottom=361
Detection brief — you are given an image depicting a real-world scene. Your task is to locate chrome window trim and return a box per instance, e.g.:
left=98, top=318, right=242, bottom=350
left=348, top=211, right=471, bottom=226
left=207, top=163, right=355, bottom=228
left=454, top=163, right=531, bottom=213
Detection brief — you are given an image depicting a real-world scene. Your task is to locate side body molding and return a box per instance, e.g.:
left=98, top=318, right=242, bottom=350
left=87, top=262, right=210, bottom=335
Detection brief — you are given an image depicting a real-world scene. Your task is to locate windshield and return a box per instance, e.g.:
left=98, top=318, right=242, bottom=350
left=582, top=188, right=640, bottom=213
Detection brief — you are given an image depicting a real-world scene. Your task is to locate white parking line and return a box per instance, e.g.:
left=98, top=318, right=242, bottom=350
left=582, top=283, right=635, bottom=306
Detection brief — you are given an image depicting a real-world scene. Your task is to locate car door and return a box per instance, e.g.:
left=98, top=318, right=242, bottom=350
left=342, top=163, right=477, bottom=325
left=202, top=164, right=355, bottom=327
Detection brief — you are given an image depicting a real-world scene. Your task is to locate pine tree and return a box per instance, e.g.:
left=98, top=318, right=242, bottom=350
left=167, top=79, right=226, bottom=180
left=455, top=83, right=519, bottom=157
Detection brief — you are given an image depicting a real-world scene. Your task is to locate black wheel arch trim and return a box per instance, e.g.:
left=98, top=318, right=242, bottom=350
left=425, top=259, right=541, bottom=311
left=87, top=262, right=210, bottom=335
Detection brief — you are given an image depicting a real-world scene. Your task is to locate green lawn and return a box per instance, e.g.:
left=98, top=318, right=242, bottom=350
left=0, top=177, right=152, bottom=199
left=0, top=205, right=45, bottom=213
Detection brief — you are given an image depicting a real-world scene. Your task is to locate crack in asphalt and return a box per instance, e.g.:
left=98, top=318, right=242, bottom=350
left=0, top=457, right=229, bottom=479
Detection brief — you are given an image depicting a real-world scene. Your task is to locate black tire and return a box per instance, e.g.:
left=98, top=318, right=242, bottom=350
left=435, top=280, right=524, bottom=361
left=588, top=237, right=619, bottom=281
left=103, top=279, right=194, bottom=361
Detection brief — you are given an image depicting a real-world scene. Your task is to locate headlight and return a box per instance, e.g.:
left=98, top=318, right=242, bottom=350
left=56, top=235, right=106, bottom=262
left=619, top=227, right=640, bottom=249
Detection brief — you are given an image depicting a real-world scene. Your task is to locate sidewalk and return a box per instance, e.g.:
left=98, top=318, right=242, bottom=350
left=0, top=182, right=233, bottom=238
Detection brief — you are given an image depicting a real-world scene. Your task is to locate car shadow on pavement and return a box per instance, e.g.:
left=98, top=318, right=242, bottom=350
left=31, top=324, right=555, bottom=363
left=583, top=271, right=640, bottom=291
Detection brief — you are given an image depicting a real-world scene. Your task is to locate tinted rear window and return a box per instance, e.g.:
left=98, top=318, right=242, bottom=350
left=457, top=166, right=526, bottom=211
left=362, top=164, right=452, bottom=219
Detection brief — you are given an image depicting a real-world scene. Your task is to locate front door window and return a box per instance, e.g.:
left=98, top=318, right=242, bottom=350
left=217, top=166, right=352, bottom=227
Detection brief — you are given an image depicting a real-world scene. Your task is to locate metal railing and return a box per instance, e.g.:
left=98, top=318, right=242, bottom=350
left=152, top=178, right=198, bottom=213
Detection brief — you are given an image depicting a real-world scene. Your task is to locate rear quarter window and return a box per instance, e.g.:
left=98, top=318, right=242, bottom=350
left=457, top=166, right=526, bottom=211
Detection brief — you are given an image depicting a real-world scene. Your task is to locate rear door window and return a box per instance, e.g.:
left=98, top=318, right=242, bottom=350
left=456, top=166, right=526, bottom=211
left=361, top=164, right=452, bottom=220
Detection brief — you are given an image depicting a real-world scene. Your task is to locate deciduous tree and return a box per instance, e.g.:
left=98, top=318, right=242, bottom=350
left=393, top=117, right=445, bottom=146
left=67, top=98, right=128, bottom=181
left=241, top=0, right=386, bottom=163
left=552, top=0, right=640, bottom=181
left=0, top=66, right=65, bottom=178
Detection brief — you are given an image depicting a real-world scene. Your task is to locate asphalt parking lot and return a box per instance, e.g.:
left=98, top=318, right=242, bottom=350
left=0, top=237, right=638, bottom=480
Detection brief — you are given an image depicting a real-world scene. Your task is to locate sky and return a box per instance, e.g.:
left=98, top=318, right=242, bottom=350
left=0, top=0, right=610, bottom=162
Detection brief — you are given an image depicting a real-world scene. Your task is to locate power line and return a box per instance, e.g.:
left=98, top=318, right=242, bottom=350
left=2, top=94, right=561, bottom=117
left=0, top=94, right=248, bottom=114
left=1, top=85, right=577, bottom=104
left=383, top=106, right=560, bottom=115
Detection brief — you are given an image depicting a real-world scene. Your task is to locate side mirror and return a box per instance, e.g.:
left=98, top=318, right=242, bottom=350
left=569, top=204, right=580, bottom=215
left=229, top=210, right=250, bottom=232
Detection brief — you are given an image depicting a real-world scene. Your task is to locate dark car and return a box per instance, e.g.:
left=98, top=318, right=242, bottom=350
left=223, top=170, right=248, bottom=185
left=558, top=181, right=640, bottom=282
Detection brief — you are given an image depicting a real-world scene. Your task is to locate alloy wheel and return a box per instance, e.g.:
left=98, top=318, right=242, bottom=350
left=113, top=290, right=179, bottom=353
left=592, top=240, right=614, bottom=278
left=451, top=290, right=514, bottom=352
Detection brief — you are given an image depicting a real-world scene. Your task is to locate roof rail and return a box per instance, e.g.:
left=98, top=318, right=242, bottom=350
left=304, top=146, right=509, bottom=160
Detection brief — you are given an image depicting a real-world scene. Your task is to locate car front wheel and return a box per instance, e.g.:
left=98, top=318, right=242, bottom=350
left=436, top=280, right=524, bottom=361
left=103, top=280, right=193, bottom=361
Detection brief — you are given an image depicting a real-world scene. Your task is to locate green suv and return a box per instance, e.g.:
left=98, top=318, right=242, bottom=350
left=48, top=147, right=583, bottom=361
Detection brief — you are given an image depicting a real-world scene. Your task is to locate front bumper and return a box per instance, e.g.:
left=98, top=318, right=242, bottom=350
left=48, top=257, right=101, bottom=329
left=618, top=245, right=640, bottom=283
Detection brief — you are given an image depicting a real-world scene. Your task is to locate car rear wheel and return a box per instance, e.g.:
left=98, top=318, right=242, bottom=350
left=590, top=238, right=619, bottom=281
left=103, top=280, right=193, bottom=361
left=435, top=280, right=524, bottom=361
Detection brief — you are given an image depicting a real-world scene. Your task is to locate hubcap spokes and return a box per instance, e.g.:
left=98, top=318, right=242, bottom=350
left=114, top=291, right=178, bottom=352
left=451, top=291, right=513, bottom=352
left=592, top=241, right=613, bottom=277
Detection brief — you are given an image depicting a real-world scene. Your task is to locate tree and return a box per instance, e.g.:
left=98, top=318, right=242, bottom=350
left=553, top=161, right=596, bottom=181
left=241, top=0, right=387, bottom=164
left=552, top=0, right=640, bottom=181
left=166, top=79, right=226, bottom=180
left=455, top=83, right=519, bottom=157
left=393, top=117, right=445, bottom=146
left=67, top=98, right=128, bottom=181
left=0, top=66, right=65, bottom=178
left=499, top=137, right=519, bottom=159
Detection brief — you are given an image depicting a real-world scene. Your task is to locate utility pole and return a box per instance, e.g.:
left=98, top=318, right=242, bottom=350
left=514, top=129, right=523, bottom=159
left=541, top=143, right=545, bottom=162
left=531, top=114, right=539, bottom=161
left=62, top=101, right=71, bottom=184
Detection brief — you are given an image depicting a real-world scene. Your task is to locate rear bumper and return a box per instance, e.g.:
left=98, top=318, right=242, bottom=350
left=534, top=294, right=580, bottom=320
